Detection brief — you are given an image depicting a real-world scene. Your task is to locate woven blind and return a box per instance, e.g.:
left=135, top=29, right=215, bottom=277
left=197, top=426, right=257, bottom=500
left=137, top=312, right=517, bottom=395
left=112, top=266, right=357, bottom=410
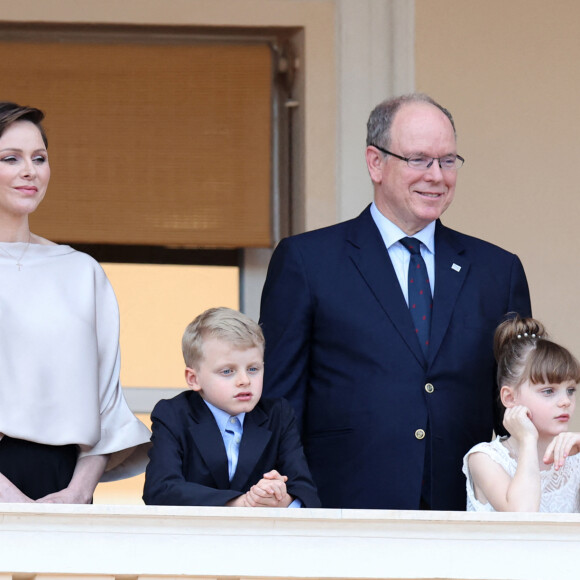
left=1, top=41, right=272, bottom=248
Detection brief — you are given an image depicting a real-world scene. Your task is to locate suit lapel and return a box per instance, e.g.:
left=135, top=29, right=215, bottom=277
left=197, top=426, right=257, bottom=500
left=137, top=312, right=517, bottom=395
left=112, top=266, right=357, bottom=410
left=428, top=222, right=470, bottom=365
left=187, top=394, right=231, bottom=489
left=230, top=405, right=272, bottom=490
left=347, top=206, right=425, bottom=365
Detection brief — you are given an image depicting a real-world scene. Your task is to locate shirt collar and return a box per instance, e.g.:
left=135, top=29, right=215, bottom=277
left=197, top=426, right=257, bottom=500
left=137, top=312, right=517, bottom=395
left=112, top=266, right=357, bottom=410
left=370, top=202, right=436, bottom=254
left=204, top=399, right=246, bottom=431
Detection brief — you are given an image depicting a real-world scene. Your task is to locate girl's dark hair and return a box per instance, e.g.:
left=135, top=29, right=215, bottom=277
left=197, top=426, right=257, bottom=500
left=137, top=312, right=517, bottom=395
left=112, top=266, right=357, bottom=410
left=495, top=313, right=580, bottom=391
left=0, top=102, right=47, bottom=147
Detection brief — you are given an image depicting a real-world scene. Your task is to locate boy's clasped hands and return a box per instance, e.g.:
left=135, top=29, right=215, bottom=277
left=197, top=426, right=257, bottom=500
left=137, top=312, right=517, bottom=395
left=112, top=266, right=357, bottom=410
left=227, top=470, right=293, bottom=508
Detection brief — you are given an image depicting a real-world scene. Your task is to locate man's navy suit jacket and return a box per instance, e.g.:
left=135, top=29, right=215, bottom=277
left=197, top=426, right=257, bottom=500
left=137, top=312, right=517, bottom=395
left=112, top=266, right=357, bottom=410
left=259, top=205, right=531, bottom=510
left=143, top=390, right=320, bottom=507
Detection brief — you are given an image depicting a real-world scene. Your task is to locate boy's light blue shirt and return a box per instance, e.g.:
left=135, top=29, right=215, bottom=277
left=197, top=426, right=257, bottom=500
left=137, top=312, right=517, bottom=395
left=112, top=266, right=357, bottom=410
left=204, top=400, right=245, bottom=481
left=204, top=399, right=302, bottom=508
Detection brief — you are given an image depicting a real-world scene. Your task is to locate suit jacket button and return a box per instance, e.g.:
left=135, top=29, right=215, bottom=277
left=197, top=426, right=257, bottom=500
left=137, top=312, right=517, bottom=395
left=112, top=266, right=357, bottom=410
left=425, top=383, right=434, bottom=393
left=415, top=429, right=426, bottom=440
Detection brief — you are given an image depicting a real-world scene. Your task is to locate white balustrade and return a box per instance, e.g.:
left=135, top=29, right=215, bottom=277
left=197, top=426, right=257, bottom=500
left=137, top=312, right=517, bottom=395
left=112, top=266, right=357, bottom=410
left=0, top=505, right=579, bottom=579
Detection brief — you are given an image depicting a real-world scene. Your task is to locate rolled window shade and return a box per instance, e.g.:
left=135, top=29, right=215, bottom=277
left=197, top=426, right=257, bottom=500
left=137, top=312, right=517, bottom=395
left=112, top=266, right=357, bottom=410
left=2, top=41, right=272, bottom=248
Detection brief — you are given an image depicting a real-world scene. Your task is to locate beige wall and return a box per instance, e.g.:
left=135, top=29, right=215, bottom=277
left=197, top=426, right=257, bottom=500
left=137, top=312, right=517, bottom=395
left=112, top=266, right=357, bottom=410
left=416, top=0, right=580, bottom=370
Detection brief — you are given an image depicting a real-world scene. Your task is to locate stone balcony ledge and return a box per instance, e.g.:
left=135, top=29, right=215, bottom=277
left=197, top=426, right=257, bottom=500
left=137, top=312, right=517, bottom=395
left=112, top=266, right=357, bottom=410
left=1, top=504, right=579, bottom=579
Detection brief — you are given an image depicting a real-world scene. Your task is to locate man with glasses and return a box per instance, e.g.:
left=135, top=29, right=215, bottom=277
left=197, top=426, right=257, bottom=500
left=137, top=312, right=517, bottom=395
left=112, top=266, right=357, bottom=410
left=259, top=93, right=531, bottom=510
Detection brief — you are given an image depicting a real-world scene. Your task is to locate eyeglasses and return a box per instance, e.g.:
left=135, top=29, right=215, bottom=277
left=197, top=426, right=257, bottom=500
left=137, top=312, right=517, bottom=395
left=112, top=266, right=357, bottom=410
left=370, top=144, right=465, bottom=170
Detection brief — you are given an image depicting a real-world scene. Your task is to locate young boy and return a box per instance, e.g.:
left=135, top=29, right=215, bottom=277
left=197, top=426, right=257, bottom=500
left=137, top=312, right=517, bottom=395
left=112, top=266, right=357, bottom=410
left=143, top=307, right=320, bottom=508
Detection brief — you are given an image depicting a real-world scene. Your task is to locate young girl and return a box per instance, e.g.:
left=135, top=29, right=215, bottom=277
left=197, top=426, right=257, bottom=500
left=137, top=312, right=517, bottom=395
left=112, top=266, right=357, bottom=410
left=463, top=315, right=580, bottom=512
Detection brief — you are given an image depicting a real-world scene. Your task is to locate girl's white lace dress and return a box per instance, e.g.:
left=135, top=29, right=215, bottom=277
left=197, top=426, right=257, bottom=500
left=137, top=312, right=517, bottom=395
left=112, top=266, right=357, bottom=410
left=463, top=436, right=580, bottom=512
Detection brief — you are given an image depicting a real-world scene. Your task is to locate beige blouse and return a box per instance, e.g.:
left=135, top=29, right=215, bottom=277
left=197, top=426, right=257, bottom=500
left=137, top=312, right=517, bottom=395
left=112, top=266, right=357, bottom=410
left=0, top=242, right=151, bottom=481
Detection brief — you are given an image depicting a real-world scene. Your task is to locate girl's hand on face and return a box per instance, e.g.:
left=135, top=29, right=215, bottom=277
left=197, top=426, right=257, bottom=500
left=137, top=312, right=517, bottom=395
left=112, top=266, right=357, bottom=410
left=543, top=432, right=580, bottom=470
left=503, top=405, right=538, bottom=444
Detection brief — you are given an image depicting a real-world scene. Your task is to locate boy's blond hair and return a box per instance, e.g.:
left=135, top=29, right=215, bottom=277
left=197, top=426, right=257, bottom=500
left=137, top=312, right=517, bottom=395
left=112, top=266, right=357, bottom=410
left=182, top=307, right=265, bottom=369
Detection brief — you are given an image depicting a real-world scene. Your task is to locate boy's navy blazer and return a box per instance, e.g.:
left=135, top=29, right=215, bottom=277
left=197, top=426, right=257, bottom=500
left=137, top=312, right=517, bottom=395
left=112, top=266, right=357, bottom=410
left=260, top=205, right=532, bottom=510
left=143, top=390, right=320, bottom=507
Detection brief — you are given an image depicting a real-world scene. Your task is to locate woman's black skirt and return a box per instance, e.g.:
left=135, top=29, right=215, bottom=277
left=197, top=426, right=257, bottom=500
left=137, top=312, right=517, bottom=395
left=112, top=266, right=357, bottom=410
left=0, top=436, right=77, bottom=500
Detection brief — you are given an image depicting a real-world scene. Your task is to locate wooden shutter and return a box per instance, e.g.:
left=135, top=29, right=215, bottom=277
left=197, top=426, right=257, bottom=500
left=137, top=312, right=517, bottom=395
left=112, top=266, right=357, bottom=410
left=1, top=40, right=272, bottom=248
